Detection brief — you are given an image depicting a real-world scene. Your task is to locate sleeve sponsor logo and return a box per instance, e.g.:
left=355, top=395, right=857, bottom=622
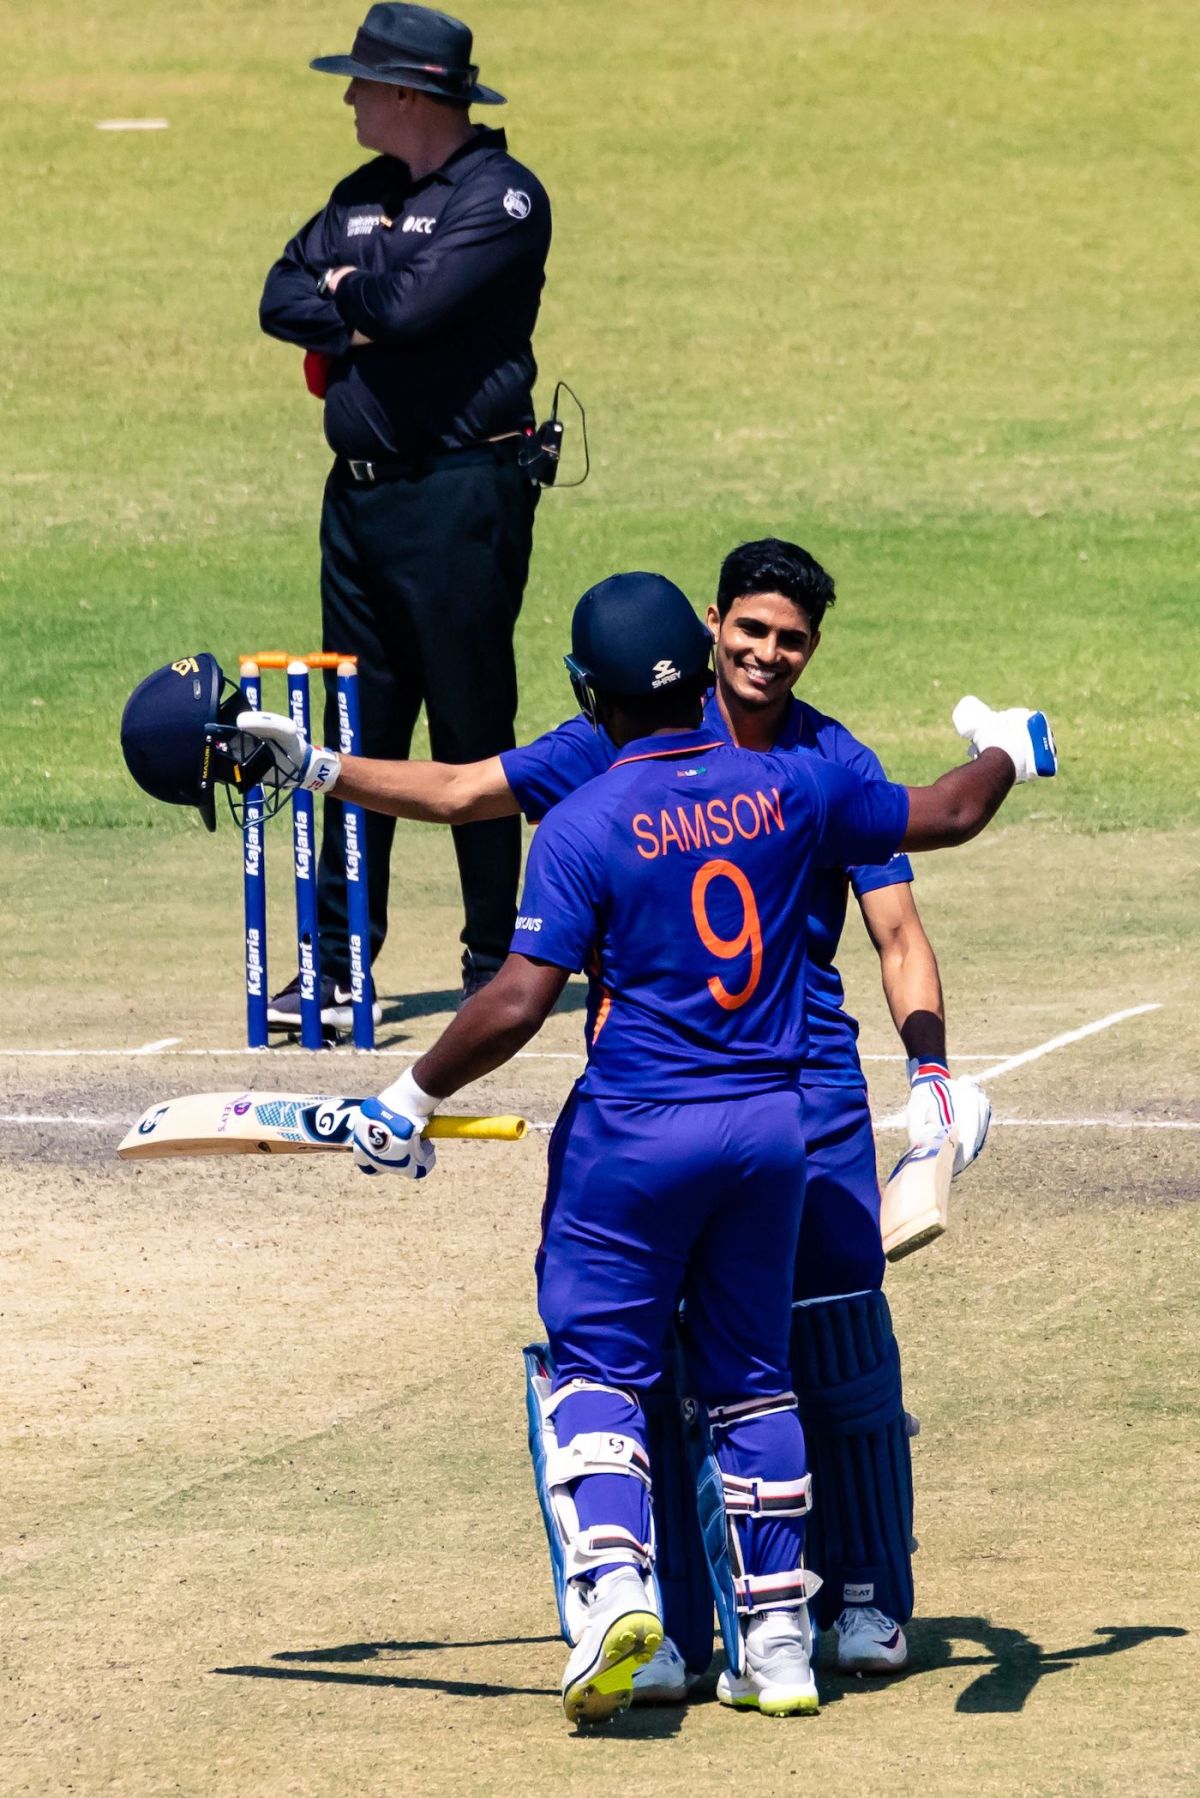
left=515, top=914, right=542, bottom=931
left=503, top=187, right=531, bottom=220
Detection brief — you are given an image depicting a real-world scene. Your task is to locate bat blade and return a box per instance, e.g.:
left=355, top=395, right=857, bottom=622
left=116, top=1091, right=526, bottom=1160
left=880, top=1128, right=957, bottom=1262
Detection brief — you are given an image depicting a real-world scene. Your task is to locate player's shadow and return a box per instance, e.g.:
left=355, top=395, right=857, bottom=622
left=379, top=980, right=590, bottom=1028
left=826, top=1617, right=1186, bottom=1712
left=214, top=1634, right=558, bottom=1700
left=214, top=1633, right=687, bottom=1732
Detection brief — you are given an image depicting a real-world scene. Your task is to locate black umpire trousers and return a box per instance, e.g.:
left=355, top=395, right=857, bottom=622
left=315, top=446, right=538, bottom=983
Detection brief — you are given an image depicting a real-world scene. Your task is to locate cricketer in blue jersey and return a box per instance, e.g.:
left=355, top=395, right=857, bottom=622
left=309, top=571, right=1055, bottom=1723
left=236, top=539, right=1003, bottom=1690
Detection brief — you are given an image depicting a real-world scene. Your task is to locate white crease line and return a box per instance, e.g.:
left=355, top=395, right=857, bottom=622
left=874, top=1003, right=1164, bottom=1128
left=0, top=1046, right=584, bottom=1061
left=972, top=1004, right=1163, bottom=1084
left=3, top=1113, right=1196, bottom=1137
left=2, top=1114, right=127, bottom=1128
left=0, top=1045, right=1005, bottom=1063
left=871, top=1114, right=1199, bottom=1134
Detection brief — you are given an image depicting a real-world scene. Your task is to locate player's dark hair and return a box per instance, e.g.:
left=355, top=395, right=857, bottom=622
left=715, top=539, right=836, bottom=631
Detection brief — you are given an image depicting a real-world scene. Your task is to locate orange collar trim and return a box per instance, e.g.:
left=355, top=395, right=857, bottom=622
left=611, top=739, right=725, bottom=770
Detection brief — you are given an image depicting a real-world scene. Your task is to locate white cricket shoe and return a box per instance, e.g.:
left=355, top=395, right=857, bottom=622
left=716, top=1608, right=819, bottom=1716
left=561, top=1568, right=663, bottom=1724
left=833, top=1605, right=909, bottom=1674
left=631, top=1635, right=691, bottom=1704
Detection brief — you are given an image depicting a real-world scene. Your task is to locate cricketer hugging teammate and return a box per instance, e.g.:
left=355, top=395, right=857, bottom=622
left=121, top=543, right=1056, bottom=1725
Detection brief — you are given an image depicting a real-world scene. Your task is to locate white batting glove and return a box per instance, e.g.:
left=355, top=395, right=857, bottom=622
left=948, top=1077, right=991, bottom=1175
left=235, top=709, right=342, bottom=795
left=352, top=1098, right=436, bottom=1179
left=905, top=1058, right=954, bottom=1141
left=351, top=1070, right=439, bottom=1180
left=952, top=696, right=1058, bottom=783
left=905, top=1058, right=991, bottom=1176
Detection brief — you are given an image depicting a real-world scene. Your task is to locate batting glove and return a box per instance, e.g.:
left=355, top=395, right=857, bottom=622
left=905, top=1058, right=954, bottom=1142
left=235, top=709, right=342, bottom=795
left=352, top=1097, right=436, bottom=1180
left=905, top=1058, right=991, bottom=1176
left=952, top=696, right=1058, bottom=783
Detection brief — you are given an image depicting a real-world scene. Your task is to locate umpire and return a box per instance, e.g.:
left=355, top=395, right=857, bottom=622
left=259, top=3, right=551, bottom=1021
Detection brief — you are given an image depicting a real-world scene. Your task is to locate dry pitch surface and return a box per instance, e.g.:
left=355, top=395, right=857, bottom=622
left=2, top=824, right=1198, bottom=1797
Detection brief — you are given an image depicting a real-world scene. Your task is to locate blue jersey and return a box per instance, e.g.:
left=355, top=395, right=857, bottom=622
left=510, top=728, right=909, bottom=1100
left=501, top=692, right=914, bottom=1083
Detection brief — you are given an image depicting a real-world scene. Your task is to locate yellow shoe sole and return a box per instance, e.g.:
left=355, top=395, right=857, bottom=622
left=563, top=1610, right=664, bottom=1724
left=718, top=1686, right=820, bottom=1718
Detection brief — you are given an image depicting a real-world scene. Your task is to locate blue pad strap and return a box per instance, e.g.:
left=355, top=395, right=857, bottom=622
left=790, top=1289, right=915, bottom=1629
left=680, top=1394, right=744, bottom=1673
left=522, top=1343, right=573, bottom=1644
left=643, top=1371, right=715, bottom=1675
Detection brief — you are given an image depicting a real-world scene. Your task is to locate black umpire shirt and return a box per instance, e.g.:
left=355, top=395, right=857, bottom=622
left=260, top=128, right=551, bottom=460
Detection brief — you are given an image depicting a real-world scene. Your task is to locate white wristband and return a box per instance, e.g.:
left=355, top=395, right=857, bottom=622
left=302, top=747, right=342, bottom=794
left=377, top=1067, right=439, bottom=1124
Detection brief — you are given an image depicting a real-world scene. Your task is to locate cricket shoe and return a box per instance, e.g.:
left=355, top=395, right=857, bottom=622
left=267, top=974, right=382, bottom=1033
left=561, top=1568, right=663, bottom=1724
left=716, top=1609, right=820, bottom=1717
left=833, top=1605, right=909, bottom=1674
left=631, top=1636, right=693, bottom=1705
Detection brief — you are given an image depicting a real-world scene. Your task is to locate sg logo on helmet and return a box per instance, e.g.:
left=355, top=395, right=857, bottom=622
left=171, top=657, right=200, bottom=676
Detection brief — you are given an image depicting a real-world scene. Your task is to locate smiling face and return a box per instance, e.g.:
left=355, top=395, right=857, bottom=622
left=707, top=590, right=820, bottom=717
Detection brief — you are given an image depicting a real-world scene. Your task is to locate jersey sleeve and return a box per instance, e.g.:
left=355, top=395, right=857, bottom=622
left=798, top=759, right=910, bottom=872
left=499, top=717, right=614, bottom=822
left=259, top=202, right=354, bottom=355
left=510, top=804, right=605, bottom=972
left=820, top=719, right=915, bottom=895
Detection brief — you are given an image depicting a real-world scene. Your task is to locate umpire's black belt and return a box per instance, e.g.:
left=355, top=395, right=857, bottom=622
left=339, top=437, right=524, bottom=485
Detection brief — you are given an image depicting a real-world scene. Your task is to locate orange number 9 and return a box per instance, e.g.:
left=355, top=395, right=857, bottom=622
left=690, top=858, right=763, bottom=1011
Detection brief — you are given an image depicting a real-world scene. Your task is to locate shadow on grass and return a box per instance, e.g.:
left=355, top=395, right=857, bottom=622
left=378, top=980, right=591, bottom=1028
left=214, top=1632, right=688, bottom=1730
left=215, top=1618, right=1184, bottom=1718
left=824, top=1617, right=1187, bottom=1713
left=216, top=1633, right=562, bottom=1702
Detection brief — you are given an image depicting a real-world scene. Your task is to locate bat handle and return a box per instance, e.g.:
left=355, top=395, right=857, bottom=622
left=425, top=1114, right=527, bottom=1142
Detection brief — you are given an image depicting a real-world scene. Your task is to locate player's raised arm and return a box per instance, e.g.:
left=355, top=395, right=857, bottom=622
left=234, top=708, right=519, bottom=823
left=349, top=789, right=603, bottom=1178
left=901, top=697, right=1057, bottom=850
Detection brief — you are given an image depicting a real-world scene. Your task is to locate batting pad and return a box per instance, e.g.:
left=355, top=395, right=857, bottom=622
left=789, top=1289, right=915, bottom=1630
left=643, top=1366, right=716, bottom=1676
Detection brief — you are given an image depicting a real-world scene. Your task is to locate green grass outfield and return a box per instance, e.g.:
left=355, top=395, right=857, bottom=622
left=4, top=0, right=1197, bottom=832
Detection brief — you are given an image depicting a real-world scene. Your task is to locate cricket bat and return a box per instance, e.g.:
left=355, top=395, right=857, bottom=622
left=880, top=1128, right=958, bottom=1262
left=117, top=1091, right=527, bottom=1161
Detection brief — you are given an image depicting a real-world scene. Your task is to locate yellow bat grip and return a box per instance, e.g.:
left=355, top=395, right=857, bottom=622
left=425, top=1114, right=527, bottom=1142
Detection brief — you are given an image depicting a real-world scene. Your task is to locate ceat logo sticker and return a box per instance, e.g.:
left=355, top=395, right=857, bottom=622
left=503, top=188, right=531, bottom=220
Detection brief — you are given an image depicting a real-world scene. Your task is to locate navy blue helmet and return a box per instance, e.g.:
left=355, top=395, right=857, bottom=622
left=120, top=654, right=275, bottom=829
left=566, top=572, right=713, bottom=724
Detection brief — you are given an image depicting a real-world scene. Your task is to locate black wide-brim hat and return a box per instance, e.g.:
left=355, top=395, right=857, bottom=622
left=311, top=2, right=505, bottom=105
